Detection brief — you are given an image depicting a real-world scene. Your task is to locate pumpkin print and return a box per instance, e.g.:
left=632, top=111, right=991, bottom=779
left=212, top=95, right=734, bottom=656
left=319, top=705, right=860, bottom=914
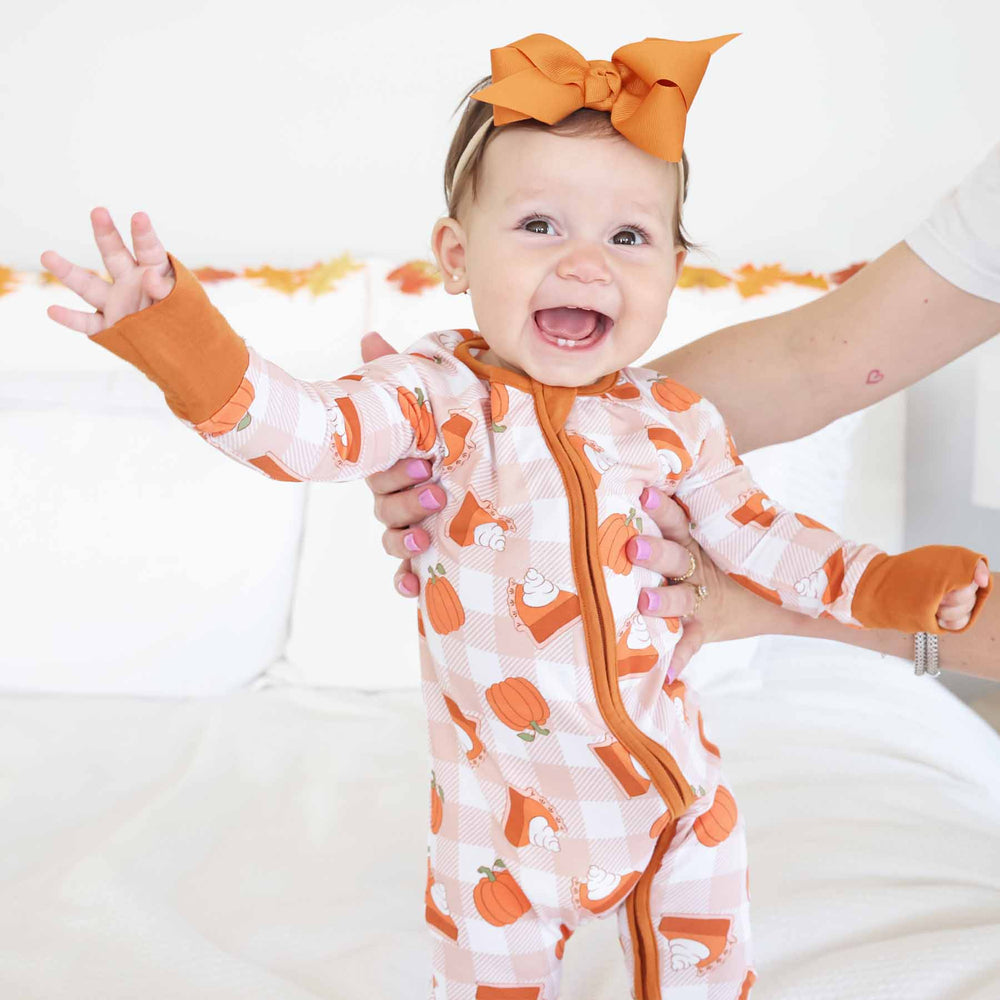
left=417, top=607, right=425, bottom=637
left=649, top=376, right=701, bottom=411
left=194, top=377, right=255, bottom=436
left=490, top=381, right=509, bottom=432
left=598, top=508, right=643, bottom=575
left=473, top=858, right=531, bottom=926
left=397, top=385, right=436, bottom=451
left=486, top=677, right=551, bottom=741
left=739, top=969, right=757, bottom=999
left=430, top=771, right=443, bottom=834
left=426, top=563, right=465, bottom=634
left=693, top=785, right=738, bottom=846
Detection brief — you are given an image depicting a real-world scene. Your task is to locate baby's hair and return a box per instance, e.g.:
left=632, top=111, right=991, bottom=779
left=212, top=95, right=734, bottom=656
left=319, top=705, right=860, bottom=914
left=443, top=75, right=708, bottom=256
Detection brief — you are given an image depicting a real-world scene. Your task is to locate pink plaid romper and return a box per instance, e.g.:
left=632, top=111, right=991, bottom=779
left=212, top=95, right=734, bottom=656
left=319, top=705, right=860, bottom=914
left=91, top=255, right=992, bottom=1000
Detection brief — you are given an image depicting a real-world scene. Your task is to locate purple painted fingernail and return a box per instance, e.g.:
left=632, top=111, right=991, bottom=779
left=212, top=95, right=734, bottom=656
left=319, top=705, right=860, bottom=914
left=665, top=663, right=677, bottom=684
left=419, top=488, right=442, bottom=510
left=396, top=577, right=417, bottom=596
left=640, top=488, right=661, bottom=510
left=632, top=537, right=651, bottom=561
left=406, top=459, right=430, bottom=480
left=641, top=589, right=660, bottom=613
left=404, top=531, right=421, bottom=552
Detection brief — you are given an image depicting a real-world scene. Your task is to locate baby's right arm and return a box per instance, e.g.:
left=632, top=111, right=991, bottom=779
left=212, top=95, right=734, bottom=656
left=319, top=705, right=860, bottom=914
left=44, top=213, right=443, bottom=484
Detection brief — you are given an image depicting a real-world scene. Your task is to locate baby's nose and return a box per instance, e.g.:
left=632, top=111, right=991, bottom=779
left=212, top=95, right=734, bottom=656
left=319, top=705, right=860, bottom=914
left=557, top=244, right=611, bottom=283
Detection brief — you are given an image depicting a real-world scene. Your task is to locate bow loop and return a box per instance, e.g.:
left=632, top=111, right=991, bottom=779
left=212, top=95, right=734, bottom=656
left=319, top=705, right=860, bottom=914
left=470, top=32, right=740, bottom=161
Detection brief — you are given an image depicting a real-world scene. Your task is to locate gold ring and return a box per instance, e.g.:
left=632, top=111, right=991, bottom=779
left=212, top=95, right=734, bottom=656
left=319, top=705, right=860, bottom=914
left=669, top=550, right=697, bottom=584
left=690, top=583, right=709, bottom=617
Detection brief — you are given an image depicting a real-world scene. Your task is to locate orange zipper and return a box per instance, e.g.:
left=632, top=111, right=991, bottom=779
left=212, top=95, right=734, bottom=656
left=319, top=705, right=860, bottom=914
left=530, top=383, right=697, bottom=999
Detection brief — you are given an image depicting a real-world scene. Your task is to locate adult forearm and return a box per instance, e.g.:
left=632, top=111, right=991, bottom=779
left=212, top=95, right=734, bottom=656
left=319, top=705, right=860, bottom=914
left=747, top=573, right=999, bottom=681
left=650, top=240, right=1000, bottom=453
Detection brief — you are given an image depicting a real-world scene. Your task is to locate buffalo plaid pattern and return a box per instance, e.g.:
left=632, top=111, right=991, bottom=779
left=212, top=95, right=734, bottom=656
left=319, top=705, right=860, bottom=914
left=194, top=329, right=886, bottom=998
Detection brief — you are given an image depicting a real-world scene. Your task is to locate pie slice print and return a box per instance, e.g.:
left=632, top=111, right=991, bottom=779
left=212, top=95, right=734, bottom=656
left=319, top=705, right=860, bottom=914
left=475, top=987, right=543, bottom=999
left=441, top=409, right=477, bottom=469
left=503, top=786, right=563, bottom=852
left=728, top=490, right=776, bottom=529
left=442, top=693, right=486, bottom=767
left=573, top=865, right=642, bottom=915
left=331, top=395, right=362, bottom=463
left=565, top=432, right=612, bottom=487
left=589, top=733, right=652, bottom=798
left=448, top=489, right=515, bottom=550
left=647, top=426, right=693, bottom=482
left=657, top=914, right=734, bottom=972
left=616, top=614, right=659, bottom=676
left=507, top=568, right=580, bottom=645
left=425, top=858, right=458, bottom=941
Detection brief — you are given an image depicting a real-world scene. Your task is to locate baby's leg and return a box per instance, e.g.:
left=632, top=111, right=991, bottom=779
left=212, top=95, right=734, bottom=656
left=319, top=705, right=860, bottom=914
left=616, top=782, right=755, bottom=999
left=424, top=832, right=569, bottom=1000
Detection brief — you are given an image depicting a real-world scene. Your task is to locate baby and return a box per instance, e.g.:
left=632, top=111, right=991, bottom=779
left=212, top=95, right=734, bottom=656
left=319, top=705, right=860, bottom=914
left=43, top=32, right=992, bottom=1000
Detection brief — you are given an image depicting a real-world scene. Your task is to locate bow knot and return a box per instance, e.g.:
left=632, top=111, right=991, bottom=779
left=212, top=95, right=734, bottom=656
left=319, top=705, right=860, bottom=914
left=583, top=60, right=620, bottom=109
left=470, top=32, right=740, bottom=162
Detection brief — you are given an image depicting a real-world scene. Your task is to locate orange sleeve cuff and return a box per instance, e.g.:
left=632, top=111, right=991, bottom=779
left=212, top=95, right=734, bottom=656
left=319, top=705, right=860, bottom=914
left=89, top=253, right=250, bottom=425
left=852, top=546, right=993, bottom=633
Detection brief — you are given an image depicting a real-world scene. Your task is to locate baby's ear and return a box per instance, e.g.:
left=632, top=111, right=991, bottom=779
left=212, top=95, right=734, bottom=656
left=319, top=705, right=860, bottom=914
left=430, top=217, right=467, bottom=294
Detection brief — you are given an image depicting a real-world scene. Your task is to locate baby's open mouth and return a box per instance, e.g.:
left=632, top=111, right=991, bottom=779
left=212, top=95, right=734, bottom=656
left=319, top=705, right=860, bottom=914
left=533, top=307, right=612, bottom=350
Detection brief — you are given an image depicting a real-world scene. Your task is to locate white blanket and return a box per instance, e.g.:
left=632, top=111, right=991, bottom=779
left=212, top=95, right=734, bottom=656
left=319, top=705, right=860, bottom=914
left=1, top=636, right=998, bottom=999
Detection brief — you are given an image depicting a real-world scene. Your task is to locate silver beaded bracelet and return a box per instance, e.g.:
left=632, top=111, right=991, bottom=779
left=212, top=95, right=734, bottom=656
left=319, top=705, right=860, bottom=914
left=913, top=632, right=940, bottom=677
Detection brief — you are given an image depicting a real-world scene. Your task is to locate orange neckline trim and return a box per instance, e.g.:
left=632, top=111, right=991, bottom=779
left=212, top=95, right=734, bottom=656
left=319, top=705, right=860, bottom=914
left=453, top=334, right=621, bottom=398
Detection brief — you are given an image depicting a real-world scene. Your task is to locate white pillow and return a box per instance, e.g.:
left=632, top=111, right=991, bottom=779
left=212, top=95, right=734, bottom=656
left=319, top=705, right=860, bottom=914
left=0, top=371, right=306, bottom=697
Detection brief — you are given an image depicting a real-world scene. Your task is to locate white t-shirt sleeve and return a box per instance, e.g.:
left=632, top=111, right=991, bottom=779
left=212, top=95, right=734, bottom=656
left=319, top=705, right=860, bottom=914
left=904, top=140, right=1000, bottom=304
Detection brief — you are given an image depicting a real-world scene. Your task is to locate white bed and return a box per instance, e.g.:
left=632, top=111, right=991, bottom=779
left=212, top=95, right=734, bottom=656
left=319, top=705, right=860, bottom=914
left=3, top=255, right=998, bottom=998
left=2, top=639, right=999, bottom=999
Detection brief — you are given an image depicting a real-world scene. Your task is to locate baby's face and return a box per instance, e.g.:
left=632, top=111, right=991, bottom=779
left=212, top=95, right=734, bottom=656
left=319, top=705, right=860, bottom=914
left=433, top=127, right=687, bottom=387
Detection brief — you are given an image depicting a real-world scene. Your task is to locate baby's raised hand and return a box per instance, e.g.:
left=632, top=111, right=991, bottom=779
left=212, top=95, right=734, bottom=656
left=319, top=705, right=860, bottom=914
left=936, top=558, right=991, bottom=630
left=41, top=208, right=174, bottom=335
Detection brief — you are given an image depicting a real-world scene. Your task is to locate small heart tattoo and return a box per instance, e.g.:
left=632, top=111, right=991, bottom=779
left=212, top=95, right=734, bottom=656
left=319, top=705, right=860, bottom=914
left=866, top=369, right=884, bottom=384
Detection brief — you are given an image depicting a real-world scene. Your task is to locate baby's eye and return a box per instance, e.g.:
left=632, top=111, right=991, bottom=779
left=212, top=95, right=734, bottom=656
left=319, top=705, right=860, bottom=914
left=612, top=227, right=648, bottom=247
left=522, top=218, right=554, bottom=236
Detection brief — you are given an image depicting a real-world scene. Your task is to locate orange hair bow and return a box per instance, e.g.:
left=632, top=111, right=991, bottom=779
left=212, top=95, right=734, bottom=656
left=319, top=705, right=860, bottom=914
left=470, top=32, right=740, bottom=162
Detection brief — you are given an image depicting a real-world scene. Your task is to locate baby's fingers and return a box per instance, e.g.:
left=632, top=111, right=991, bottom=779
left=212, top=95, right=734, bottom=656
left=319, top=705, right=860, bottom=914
left=40, top=249, right=111, bottom=316
left=938, top=610, right=971, bottom=630
left=129, top=211, right=170, bottom=270
left=44, top=301, right=107, bottom=337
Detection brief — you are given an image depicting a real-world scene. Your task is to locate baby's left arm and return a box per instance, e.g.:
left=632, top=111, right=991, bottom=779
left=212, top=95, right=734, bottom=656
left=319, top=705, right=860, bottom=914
left=669, top=391, right=992, bottom=635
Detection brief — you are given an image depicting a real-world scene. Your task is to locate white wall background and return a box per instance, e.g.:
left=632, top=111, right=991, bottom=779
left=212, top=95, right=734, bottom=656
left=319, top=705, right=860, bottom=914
left=4, top=0, right=997, bottom=273
left=3, top=1, right=998, bottom=699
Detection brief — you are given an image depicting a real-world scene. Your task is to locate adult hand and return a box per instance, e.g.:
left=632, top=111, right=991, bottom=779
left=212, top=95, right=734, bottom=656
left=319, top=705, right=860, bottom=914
left=625, top=487, right=766, bottom=681
left=360, top=331, right=447, bottom=599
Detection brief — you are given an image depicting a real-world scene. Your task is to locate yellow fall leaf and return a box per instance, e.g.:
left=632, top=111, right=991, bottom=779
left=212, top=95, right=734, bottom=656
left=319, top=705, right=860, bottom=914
left=0, top=266, right=20, bottom=297
left=677, top=266, right=732, bottom=290
left=303, top=253, right=365, bottom=297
